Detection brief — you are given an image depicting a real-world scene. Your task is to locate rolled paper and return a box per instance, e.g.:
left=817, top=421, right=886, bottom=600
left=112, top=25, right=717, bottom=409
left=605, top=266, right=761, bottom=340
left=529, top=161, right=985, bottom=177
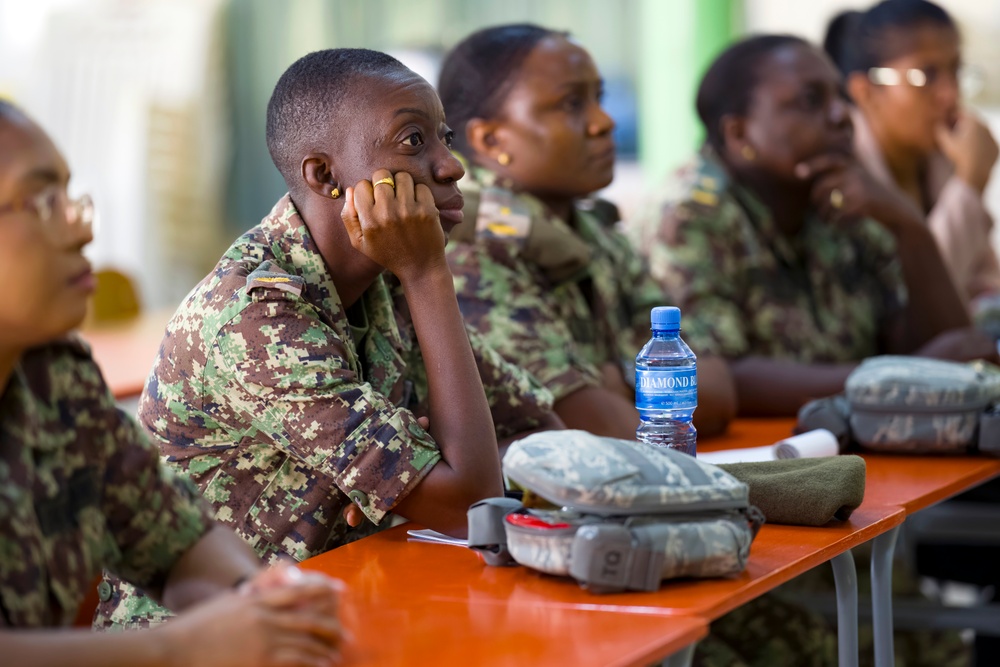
left=775, top=429, right=839, bottom=460
left=698, top=429, right=839, bottom=464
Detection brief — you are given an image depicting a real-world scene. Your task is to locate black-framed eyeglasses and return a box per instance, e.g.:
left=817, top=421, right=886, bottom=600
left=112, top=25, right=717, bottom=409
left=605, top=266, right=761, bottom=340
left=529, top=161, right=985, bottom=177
left=0, top=189, right=94, bottom=229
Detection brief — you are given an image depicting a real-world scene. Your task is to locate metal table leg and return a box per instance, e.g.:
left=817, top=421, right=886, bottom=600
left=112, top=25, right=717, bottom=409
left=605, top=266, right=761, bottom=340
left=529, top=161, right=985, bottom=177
left=831, top=550, right=859, bottom=667
left=661, top=642, right=696, bottom=667
left=872, top=524, right=901, bottom=667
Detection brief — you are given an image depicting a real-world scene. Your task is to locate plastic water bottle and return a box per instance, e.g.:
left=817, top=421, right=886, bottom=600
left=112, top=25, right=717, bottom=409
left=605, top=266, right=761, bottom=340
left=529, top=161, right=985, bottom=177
left=634, top=306, right=697, bottom=455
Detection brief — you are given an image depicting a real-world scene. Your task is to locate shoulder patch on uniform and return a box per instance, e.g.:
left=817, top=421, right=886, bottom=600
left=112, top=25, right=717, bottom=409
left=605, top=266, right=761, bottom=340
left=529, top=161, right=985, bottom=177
left=690, top=189, right=719, bottom=207
left=683, top=154, right=728, bottom=210
left=246, top=262, right=305, bottom=299
left=476, top=186, right=532, bottom=243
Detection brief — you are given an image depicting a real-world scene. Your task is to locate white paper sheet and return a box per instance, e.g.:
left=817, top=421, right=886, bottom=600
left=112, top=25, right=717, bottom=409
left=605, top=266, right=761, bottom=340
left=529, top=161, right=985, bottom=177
left=696, top=445, right=780, bottom=464
left=697, top=429, right=838, bottom=464
left=406, top=528, right=468, bottom=547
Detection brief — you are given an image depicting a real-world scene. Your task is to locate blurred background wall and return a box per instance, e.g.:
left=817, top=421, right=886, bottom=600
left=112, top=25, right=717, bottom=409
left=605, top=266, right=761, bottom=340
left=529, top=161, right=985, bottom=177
left=0, top=0, right=997, bottom=309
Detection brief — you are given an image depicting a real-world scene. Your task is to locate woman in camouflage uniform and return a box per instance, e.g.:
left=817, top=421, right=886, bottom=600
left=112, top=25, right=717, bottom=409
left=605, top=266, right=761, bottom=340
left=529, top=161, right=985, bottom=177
left=631, top=34, right=978, bottom=667
left=0, top=101, right=342, bottom=666
left=439, top=24, right=833, bottom=667
left=630, top=34, right=994, bottom=418
left=439, top=24, right=737, bottom=441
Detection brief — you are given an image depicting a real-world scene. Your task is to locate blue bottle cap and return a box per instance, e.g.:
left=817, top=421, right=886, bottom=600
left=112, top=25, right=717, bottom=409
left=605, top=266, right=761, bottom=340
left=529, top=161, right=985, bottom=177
left=651, top=306, right=680, bottom=329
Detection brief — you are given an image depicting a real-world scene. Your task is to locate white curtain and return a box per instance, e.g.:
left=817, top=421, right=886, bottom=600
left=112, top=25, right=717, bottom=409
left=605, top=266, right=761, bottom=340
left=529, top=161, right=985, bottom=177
left=0, top=0, right=229, bottom=309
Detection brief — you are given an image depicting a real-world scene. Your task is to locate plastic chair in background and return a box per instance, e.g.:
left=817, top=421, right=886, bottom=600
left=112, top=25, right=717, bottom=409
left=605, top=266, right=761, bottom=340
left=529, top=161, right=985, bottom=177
left=87, top=268, right=141, bottom=325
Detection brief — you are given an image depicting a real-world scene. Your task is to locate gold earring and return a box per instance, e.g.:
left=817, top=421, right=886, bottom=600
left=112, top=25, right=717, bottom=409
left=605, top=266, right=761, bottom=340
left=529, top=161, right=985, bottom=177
left=497, top=153, right=511, bottom=167
left=740, top=145, right=756, bottom=162
left=330, top=187, right=341, bottom=199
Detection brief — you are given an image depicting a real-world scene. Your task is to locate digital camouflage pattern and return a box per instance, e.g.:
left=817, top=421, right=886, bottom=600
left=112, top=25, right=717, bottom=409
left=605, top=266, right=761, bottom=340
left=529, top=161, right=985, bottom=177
left=628, top=149, right=908, bottom=362
left=503, top=509, right=753, bottom=582
left=695, top=591, right=838, bottom=667
left=502, top=430, right=835, bottom=660
left=503, top=430, right=747, bottom=514
left=847, top=356, right=1000, bottom=453
left=501, top=432, right=753, bottom=586
left=504, top=515, right=577, bottom=575
left=0, top=339, right=213, bottom=628
left=648, top=514, right=752, bottom=579
left=96, top=194, right=553, bottom=629
left=447, top=166, right=669, bottom=400
left=848, top=356, right=1000, bottom=409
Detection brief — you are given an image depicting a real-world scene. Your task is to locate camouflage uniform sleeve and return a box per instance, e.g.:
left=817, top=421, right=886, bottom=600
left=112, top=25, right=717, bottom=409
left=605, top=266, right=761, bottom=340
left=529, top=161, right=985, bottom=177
left=615, top=224, right=671, bottom=352
left=448, top=241, right=601, bottom=402
left=857, top=219, right=908, bottom=328
left=645, top=199, right=751, bottom=359
left=214, top=297, right=441, bottom=525
left=466, top=329, right=555, bottom=437
left=94, top=380, right=214, bottom=592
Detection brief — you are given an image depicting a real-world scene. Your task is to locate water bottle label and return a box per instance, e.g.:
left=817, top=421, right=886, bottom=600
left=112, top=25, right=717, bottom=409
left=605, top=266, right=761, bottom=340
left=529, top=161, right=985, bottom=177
left=635, top=368, right=697, bottom=410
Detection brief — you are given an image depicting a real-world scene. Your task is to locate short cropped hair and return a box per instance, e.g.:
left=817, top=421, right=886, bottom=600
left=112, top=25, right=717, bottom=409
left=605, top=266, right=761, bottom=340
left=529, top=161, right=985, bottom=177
left=696, top=35, right=810, bottom=154
left=265, top=48, right=411, bottom=188
left=438, top=24, right=565, bottom=156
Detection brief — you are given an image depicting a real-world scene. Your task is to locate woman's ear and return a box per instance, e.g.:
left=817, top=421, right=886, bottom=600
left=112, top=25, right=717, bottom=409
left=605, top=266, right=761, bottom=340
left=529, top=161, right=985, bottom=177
left=301, top=152, right=341, bottom=199
left=466, top=118, right=505, bottom=163
left=846, top=71, right=873, bottom=110
left=720, top=114, right=753, bottom=162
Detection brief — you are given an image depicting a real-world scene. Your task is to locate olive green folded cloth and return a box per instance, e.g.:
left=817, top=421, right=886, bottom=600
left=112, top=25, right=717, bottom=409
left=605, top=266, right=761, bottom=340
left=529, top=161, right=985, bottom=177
left=718, top=456, right=866, bottom=526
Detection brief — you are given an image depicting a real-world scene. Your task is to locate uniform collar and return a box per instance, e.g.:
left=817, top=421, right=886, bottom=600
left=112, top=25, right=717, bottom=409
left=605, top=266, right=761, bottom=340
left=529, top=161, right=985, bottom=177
left=450, top=163, right=595, bottom=284
left=698, top=146, right=824, bottom=266
left=256, top=195, right=408, bottom=370
left=257, top=195, right=342, bottom=320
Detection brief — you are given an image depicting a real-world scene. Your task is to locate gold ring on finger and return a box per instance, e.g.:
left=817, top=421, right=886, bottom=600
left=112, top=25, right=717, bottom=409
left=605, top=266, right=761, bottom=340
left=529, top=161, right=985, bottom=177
left=830, top=188, right=844, bottom=210
left=374, top=177, right=395, bottom=190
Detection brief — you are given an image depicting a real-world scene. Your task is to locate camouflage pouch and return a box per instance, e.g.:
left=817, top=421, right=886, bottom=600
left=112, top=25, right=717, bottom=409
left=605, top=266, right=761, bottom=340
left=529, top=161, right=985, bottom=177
left=469, top=431, right=763, bottom=594
left=842, top=356, right=1000, bottom=454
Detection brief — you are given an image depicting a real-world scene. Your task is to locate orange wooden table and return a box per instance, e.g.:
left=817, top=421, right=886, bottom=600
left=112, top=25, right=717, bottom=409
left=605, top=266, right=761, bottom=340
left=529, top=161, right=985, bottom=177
left=701, top=418, right=1000, bottom=516
left=301, top=417, right=908, bottom=667
left=302, top=511, right=900, bottom=621
left=292, top=578, right=706, bottom=667
left=704, top=417, right=1000, bottom=667
left=862, top=453, right=1000, bottom=513
left=77, top=309, right=172, bottom=399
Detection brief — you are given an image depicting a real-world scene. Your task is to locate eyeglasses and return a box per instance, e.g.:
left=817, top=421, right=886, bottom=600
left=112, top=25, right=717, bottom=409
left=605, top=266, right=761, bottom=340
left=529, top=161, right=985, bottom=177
left=868, top=64, right=986, bottom=99
left=0, top=189, right=94, bottom=231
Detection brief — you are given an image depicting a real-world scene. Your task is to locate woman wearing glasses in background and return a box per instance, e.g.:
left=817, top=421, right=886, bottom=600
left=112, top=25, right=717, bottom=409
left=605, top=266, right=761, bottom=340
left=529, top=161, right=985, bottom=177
left=825, top=0, right=1000, bottom=321
left=0, top=100, right=343, bottom=667
left=828, top=6, right=1000, bottom=664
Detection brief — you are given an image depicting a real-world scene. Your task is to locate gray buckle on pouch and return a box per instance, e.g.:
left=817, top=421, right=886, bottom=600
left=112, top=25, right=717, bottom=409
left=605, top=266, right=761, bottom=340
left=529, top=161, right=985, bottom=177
left=569, top=524, right=664, bottom=593
left=467, top=497, right=522, bottom=566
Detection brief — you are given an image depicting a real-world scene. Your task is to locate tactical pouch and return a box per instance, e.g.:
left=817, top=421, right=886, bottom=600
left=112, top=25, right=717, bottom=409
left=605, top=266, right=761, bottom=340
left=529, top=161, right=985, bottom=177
left=980, top=407, right=1000, bottom=456
left=798, top=356, right=1000, bottom=455
left=467, top=431, right=763, bottom=593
